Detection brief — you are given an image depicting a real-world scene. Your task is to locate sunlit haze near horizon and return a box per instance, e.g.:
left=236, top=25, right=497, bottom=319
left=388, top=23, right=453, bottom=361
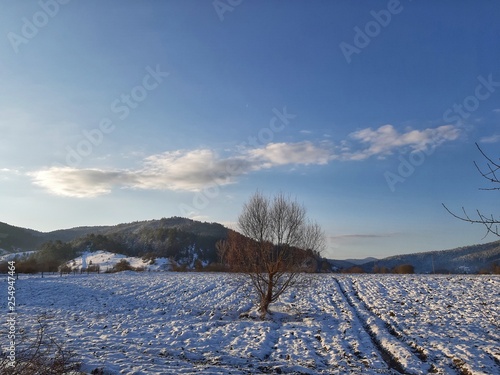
left=1, top=1, right=499, bottom=259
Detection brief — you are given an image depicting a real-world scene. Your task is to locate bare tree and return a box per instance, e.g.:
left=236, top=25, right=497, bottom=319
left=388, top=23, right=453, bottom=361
left=220, top=192, right=325, bottom=318
left=443, top=143, right=500, bottom=237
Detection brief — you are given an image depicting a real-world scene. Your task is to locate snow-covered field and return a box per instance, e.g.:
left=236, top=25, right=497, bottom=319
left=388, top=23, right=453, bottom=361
left=2, top=273, right=499, bottom=374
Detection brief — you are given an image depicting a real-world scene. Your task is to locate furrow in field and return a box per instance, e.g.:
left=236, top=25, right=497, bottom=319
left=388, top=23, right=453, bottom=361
left=356, top=275, right=500, bottom=375
left=312, top=276, right=394, bottom=374
left=350, top=277, right=430, bottom=362
left=335, top=277, right=430, bottom=375
left=10, top=273, right=499, bottom=375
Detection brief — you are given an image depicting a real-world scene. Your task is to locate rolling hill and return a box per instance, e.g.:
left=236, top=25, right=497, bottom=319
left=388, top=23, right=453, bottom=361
left=0, top=222, right=46, bottom=252
left=0, top=218, right=228, bottom=266
left=360, top=240, right=500, bottom=274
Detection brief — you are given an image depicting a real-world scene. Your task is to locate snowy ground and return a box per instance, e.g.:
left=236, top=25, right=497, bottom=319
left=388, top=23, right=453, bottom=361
left=0, top=251, right=37, bottom=262
left=1, top=273, right=499, bottom=374
left=63, top=250, right=171, bottom=272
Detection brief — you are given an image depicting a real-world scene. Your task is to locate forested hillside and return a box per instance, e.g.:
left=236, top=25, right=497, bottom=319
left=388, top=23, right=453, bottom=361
left=0, top=222, right=46, bottom=252
left=0, top=218, right=228, bottom=272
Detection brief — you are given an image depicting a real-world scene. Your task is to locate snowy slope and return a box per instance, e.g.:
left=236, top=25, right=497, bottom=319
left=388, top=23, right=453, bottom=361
left=0, top=250, right=37, bottom=263
left=63, top=250, right=171, bottom=272
left=4, top=273, right=499, bottom=375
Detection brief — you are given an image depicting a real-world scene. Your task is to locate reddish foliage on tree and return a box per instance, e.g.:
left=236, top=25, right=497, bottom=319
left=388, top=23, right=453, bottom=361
left=217, top=192, right=325, bottom=318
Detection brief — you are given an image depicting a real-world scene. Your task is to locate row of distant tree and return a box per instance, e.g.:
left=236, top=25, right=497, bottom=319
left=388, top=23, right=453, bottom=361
left=339, top=262, right=500, bottom=274
left=341, top=264, right=416, bottom=274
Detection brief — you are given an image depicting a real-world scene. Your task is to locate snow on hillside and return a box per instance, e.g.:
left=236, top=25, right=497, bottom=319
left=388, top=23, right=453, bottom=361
left=0, top=250, right=36, bottom=263
left=64, top=250, right=171, bottom=272
left=5, top=273, right=499, bottom=374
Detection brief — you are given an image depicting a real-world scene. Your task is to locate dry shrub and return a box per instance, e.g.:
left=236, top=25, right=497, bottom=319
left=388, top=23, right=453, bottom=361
left=0, top=315, right=82, bottom=375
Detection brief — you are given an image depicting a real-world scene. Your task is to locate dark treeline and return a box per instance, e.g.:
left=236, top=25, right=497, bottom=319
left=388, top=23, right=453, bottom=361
left=0, top=224, right=226, bottom=274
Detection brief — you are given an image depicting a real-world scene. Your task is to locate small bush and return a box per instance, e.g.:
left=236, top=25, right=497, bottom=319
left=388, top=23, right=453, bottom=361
left=373, top=264, right=390, bottom=273
left=479, top=262, right=500, bottom=275
left=86, top=264, right=101, bottom=273
left=492, top=263, right=500, bottom=274
left=15, top=258, right=39, bottom=274
left=112, top=259, right=134, bottom=272
left=393, top=264, right=415, bottom=274
left=0, top=262, right=9, bottom=273
left=342, top=266, right=365, bottom=274
left=58, top=264, right=72, bottom=274
left=194, top=259, right=203, bottom=272
left=0, top=316, right=82, bottom=374
left=171, top=262, right=188, bottom=272
left=141, top=252, right=156, bottom=265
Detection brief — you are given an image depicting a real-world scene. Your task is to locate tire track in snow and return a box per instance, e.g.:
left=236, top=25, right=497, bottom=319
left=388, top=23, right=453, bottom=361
left=310, top=276, right=392, bottom=373
left=354, top=276, right=500, bottom=375
left=352, top=278, right=430, bottom=362
left=335, top=277, right=430, bottom=375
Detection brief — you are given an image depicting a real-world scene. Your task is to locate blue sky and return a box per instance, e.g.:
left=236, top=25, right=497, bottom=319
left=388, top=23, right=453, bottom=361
left=1, top=0, right=499, bottom=259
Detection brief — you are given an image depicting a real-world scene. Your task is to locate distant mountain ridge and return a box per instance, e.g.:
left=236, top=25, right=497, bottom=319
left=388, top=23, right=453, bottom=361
left=343, top=257, right=378, bottom=265
left=0, top=218, right=226, bottom=248
left=360, top=241, right=500, bottom=274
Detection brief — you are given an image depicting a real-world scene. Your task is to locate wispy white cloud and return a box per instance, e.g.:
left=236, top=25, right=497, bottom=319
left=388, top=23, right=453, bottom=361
left=248, top=141, right=332, bottom=167
left=0, top=168, right=22, bottom=181
left=0, top=168, right=21, bottom=174
left=342, top=124, right=461, bottom=160
left=30, top=142, right=333, bottom=198
left=480, top=134, right=500, bottom=144
left=137, top=149, right=253, bottom=191
left=29, top=124, right=463, bottom=198
left=30, top=168, right=136, bottom=198
left=31, top=151, right=250, bottom=198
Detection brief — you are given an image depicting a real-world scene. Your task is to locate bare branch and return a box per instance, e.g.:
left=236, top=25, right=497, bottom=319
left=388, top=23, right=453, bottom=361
left=444, top=144, right=500, bottom=238
left=443, top=204, right=500, bottom=238
left=474, top=143, right=500, bottom=187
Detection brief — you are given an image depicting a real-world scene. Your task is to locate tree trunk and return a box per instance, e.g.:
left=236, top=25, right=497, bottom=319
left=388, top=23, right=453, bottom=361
left=260, top=273, right=274, bottom=318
